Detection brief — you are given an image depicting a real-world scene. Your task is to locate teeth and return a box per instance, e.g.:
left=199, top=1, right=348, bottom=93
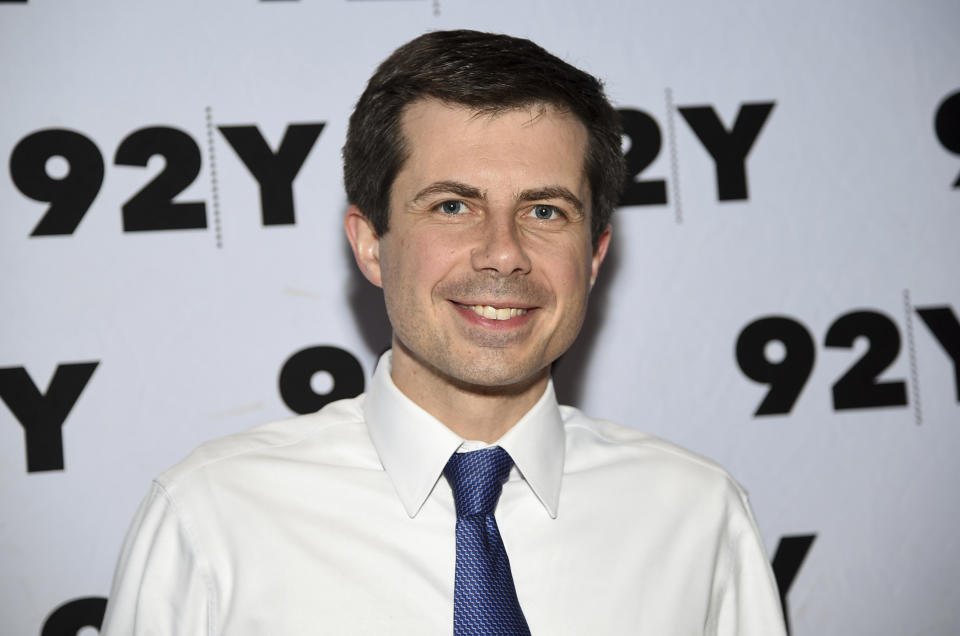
left=467, top=305, right=528, bottom=320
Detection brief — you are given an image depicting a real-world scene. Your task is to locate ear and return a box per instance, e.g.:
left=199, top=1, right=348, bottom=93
left=589, top=225, right=612, bottom=288
left=344, top=206, right=383, bottom=288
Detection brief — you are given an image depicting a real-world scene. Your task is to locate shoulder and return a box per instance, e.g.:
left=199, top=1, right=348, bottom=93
left=156, top=394, right=375, bottom=492
left=559, top=405, right=749, bottom=502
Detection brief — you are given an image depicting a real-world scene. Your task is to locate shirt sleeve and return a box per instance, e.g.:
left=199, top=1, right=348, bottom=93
left=100, top=481, right=213, bottom=635
left=706, top=485, right=788, bottom=636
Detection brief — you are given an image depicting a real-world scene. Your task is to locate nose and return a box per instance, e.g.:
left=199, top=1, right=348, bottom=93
left=470, top=213, right=532, bottom=276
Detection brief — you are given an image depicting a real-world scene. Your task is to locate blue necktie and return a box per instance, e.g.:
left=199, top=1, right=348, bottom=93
left=444, top=447, right=531, bottom=636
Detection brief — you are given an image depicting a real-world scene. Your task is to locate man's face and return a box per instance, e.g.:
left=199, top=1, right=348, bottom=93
left=349, top=98, right=610, bottom=392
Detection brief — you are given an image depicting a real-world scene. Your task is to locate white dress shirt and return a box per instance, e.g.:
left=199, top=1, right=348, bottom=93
left=101, top=352, right=786, bottom=635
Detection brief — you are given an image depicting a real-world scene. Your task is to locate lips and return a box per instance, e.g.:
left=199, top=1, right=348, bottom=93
left=442, top=278, right=547, bottom=324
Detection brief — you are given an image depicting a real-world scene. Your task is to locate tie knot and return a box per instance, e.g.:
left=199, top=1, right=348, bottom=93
left=444, top=446, right=514, bottom=518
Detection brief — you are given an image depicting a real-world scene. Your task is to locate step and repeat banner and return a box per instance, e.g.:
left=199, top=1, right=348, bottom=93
left=2, top=1, right=958, bottom=634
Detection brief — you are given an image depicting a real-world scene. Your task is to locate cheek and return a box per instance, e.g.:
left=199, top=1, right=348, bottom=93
left=547, top=246, right=593, bottom=296
left=382, top=233, right=460, bottom=295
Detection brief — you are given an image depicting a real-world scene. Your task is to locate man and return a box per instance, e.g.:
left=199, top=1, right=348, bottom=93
left=102, top=30, right=786, bottom=634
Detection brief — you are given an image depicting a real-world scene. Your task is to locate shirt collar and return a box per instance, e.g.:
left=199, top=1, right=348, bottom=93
left=363, top=351, right=565, bottom=519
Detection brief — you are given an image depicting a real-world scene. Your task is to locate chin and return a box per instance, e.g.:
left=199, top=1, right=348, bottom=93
left=442, top=355, right=551, bottom=392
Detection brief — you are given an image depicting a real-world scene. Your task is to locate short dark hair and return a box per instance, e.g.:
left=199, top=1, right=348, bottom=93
left=343, top=30, right=625, bottom=246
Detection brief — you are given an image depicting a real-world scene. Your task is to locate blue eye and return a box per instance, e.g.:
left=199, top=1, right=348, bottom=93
left=531, top=205, right=560, bottom=220
left=439, top=200, right=466, bottom=215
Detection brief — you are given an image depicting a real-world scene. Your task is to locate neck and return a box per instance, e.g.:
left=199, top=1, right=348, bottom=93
left=389, top=340, right=550, bottom=443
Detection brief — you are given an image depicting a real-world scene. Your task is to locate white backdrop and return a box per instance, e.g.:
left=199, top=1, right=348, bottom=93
left=2, top=1, right=958, bottom=634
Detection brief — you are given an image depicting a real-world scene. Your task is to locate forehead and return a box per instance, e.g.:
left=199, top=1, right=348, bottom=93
left=394, top=99, right=590, bottom=192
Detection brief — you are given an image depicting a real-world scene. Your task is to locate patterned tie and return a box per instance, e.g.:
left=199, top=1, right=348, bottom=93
left=444, top=446, right=531, bottom=636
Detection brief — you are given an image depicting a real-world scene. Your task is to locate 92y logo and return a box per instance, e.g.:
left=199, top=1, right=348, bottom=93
left=8, top=122, right=324, bottom=236
left=617, top=101, right=775, bottom=207
left=736, top=305, right=959, bottom=416
left=935, top=89, right=960, bottom=188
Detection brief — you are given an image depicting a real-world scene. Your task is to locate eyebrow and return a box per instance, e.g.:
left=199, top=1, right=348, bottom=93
left=412, top=181, right=484, bottom=203
left=412, top=180, right=584, bottom=215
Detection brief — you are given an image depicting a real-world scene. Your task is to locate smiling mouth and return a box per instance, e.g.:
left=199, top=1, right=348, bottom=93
left=457, top=304, right=530, bottom=321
